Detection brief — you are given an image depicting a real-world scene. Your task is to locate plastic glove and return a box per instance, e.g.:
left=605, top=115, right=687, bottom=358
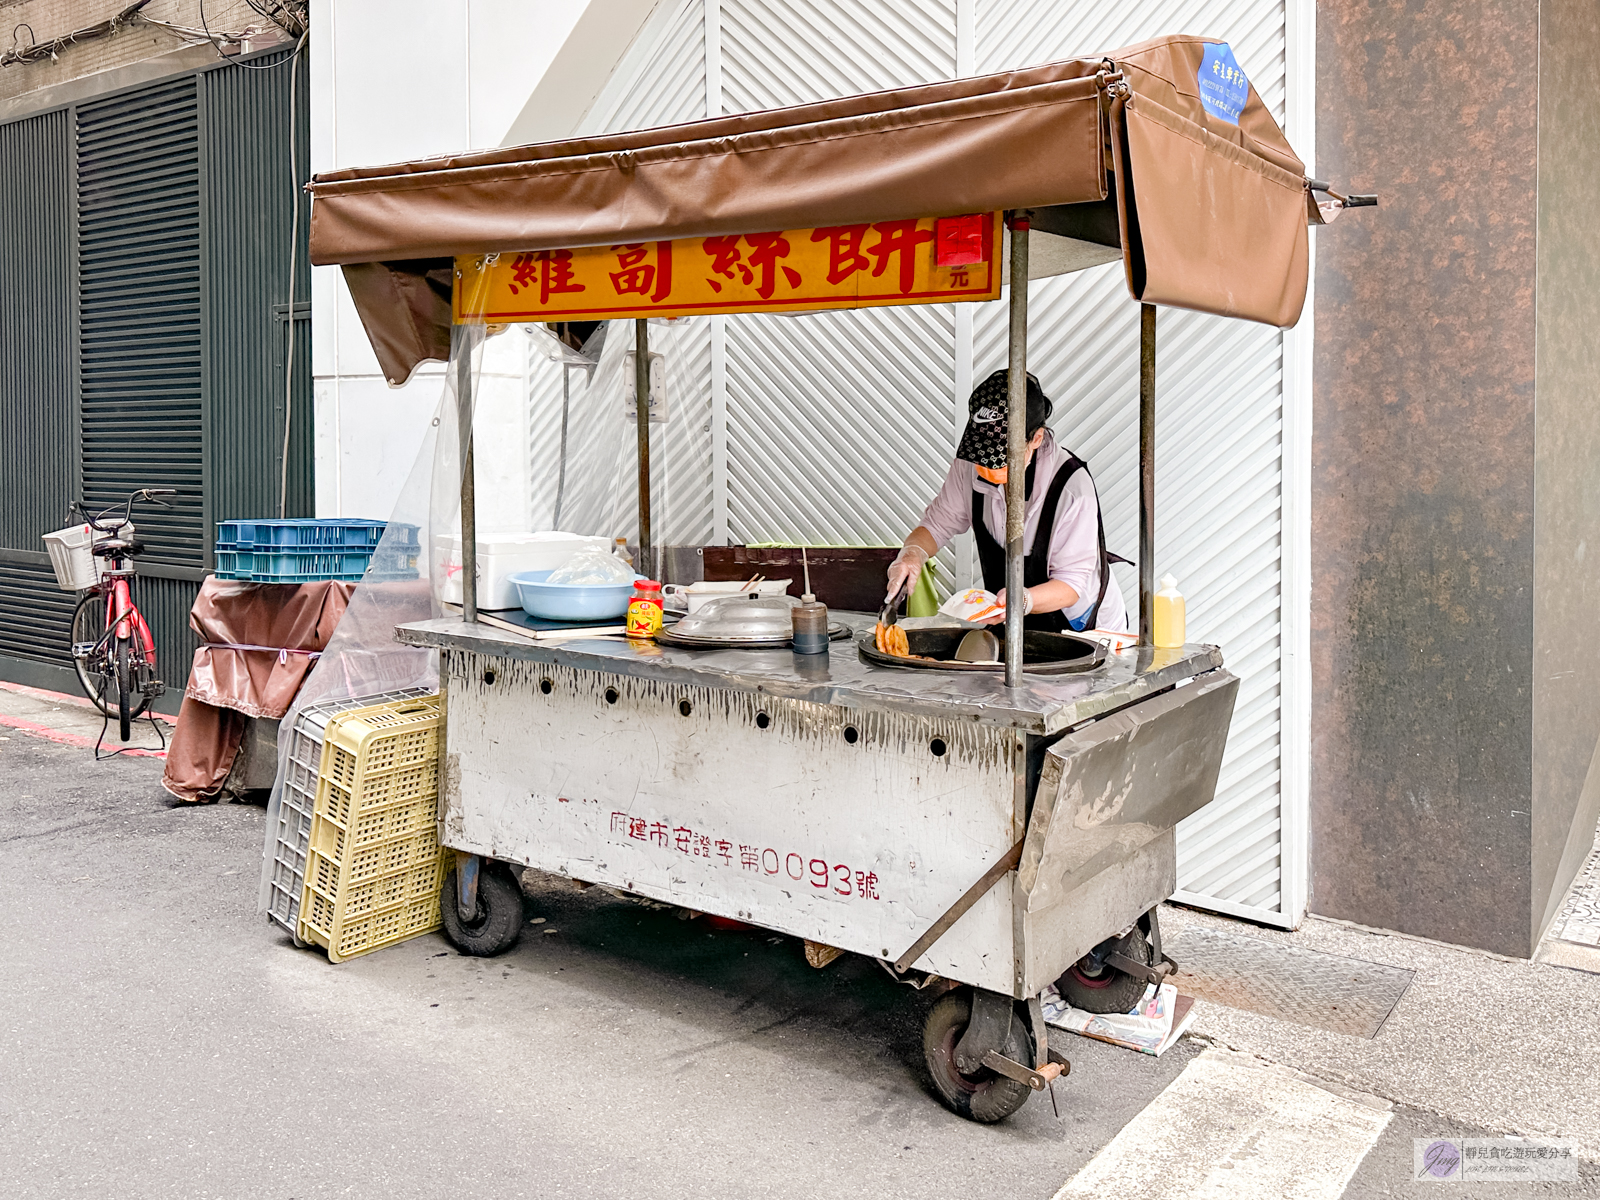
left=884, top=542, right=929, bottom=604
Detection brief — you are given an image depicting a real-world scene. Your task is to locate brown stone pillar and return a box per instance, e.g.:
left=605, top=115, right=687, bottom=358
left=1312, top=0, right=1600, bottom=956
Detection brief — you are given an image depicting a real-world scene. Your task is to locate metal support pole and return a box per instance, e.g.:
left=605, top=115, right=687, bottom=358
left=1138, top=303, right=1156, bottom=642
left=635, top=318, right=652, bottom=581
left=454, top=326, right=478, bottom=624
left=554, top=346, right=571, bottom=528
left=1003, top=217, right=1030, bottom=689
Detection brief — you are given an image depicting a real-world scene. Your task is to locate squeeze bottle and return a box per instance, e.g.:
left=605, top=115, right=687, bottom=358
left=1152, top=573, right=1186, bottom=648
left=791, top=546, right=830, bottom=654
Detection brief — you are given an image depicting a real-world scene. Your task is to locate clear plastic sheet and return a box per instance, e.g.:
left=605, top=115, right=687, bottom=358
left=255, top=325, right=484, bottom=915
left=258, top=318, right=705, bottom=913
left=546, top=551, right=636, bottom=586
left=527, top=316, right=713, bottom=544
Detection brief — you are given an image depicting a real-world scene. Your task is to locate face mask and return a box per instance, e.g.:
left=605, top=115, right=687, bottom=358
left=974, top=432, right=1043, bottom=486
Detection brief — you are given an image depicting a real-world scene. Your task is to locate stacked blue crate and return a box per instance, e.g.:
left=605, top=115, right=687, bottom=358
left=214, top=519, right=419, bottom=583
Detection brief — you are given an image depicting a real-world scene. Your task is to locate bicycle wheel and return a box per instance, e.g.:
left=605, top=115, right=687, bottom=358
left=71, top=591, right=115, bottom=715
left=116, top=637, right=133, bottom=742
left=72, top=592, right=151, bottom=721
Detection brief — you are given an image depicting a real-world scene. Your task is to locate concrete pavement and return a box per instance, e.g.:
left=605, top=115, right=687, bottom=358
left=1166, top=903, right=1600, bottom=1165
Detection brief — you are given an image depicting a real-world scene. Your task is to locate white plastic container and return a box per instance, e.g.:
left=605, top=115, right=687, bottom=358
left=434, top=532, right=610, bottom=610
left=41, top=521, right=133, bottom=592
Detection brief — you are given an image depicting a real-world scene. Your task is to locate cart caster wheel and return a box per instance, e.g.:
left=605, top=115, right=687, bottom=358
left=922, top=990, right=1034, bottom=1123
left=1057, top=927, right=1153, bottom=1015
left=440, top=860, right=523, bottom=956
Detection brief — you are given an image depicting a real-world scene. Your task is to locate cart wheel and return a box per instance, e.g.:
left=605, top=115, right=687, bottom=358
left=922, top=989, right=1034, bottom=1123
left=439, top=860, right=524, bottom=956
left=1056, top=927, right=1153, bottom=1015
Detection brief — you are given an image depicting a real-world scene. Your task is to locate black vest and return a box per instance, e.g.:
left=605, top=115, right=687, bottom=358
left=969, top=453, right=1123, bottom=633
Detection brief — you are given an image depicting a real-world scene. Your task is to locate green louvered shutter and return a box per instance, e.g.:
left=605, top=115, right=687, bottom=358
left=0, top=108, right=77, bottom=668
left=76, top=77, right=205, bottom=569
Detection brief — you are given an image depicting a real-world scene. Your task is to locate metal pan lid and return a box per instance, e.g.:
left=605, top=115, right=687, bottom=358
left=671, top=595, right=797, bottom=640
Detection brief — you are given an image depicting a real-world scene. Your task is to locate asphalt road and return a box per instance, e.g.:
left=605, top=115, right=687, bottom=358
left=2, top=717, right=1592, bottom=1200
left=0, top=728, right=1194, bottom=1199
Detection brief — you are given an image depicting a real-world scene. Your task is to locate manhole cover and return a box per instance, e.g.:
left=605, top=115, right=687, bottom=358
left=1164, top=927, right=1414, bottom=1038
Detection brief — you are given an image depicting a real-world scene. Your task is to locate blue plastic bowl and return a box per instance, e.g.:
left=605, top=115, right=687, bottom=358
left=508, top=569, right=643, bottom=622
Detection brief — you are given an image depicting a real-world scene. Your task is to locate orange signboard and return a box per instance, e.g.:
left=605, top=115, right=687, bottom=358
left=453, top=213, right=1001, bottom=324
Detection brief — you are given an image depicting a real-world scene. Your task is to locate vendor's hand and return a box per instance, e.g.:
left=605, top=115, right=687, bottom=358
left=986, top=587, right=1034, bottom=624
left=884, top=543, right=928, bottom=604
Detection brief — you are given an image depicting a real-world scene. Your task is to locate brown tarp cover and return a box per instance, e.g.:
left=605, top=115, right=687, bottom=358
left=161, top=579, right=354, bottom=803
left=307, top=35, right=1307, bottom=384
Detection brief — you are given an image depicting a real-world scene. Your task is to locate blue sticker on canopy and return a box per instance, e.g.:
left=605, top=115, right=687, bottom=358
left=1198, top=42, right=1249, bottom=125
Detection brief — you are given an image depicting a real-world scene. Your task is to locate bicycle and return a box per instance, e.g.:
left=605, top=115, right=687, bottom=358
left=66, top=488, right=175, bottom=745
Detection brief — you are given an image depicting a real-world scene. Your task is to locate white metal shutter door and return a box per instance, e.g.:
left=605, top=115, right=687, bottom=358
left=718, top=0, right=960, bottom=548
left=976, top=0, right=1287, bottom=82
left=525, top=0, right=1302, bottom=924
left=974, top=0, right=1297, bottom=926
left=720, top=0, right=956, bottom=111
left=526, top=0, right=716, bottom=545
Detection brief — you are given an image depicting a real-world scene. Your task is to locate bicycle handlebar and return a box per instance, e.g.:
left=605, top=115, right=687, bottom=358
left=72, top=488, right=177, bottom=531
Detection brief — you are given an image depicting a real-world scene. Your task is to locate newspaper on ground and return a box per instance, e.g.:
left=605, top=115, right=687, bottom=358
left=1042, top=980, right=1196, bottom=1057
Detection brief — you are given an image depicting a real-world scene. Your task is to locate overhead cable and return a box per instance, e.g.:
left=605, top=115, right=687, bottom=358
left=3, top=1, right=151, bottom=67
left=1, top=0, right=303, bottom=70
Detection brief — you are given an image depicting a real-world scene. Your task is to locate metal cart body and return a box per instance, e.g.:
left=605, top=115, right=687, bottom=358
left=402, top=614, right=1237, bottom=999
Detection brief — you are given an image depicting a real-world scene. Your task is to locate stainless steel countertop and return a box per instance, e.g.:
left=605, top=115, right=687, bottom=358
left=397, top=612, right=1223, bottom=735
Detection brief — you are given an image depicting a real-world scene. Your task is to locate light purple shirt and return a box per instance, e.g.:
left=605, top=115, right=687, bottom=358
left=919, top=431, right=1129, bottom=631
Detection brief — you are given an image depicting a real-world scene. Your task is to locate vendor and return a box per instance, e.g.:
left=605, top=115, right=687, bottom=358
left=885, top=369, right=1129, bottom=633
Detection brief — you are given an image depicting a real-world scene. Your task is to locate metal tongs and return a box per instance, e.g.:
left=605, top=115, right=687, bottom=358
left=876, top=578, right=910, bottom=656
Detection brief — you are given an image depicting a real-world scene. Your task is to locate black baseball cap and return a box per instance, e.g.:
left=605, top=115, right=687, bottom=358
left=955, top=370, right=1053, bottom=470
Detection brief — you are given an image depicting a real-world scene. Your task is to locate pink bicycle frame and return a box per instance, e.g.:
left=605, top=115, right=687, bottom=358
left=105, top=574, right=157, bottom=667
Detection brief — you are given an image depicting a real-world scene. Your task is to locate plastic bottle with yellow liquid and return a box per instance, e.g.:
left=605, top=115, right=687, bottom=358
left=1152, top=574, right=1186, bottom=648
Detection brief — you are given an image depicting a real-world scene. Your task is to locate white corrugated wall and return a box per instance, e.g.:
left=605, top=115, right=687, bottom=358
left=719, top=0, right=961, bottom=555
left=523, top=0, right=1312, bottom=928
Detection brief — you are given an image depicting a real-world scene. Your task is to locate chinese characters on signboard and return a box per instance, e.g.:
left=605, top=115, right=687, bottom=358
left=567, top=804, right=884, bottom=901
left=455, top=213, right=1001, bottom=323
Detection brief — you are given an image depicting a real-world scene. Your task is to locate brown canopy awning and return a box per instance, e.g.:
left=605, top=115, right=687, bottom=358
left=308, top=35, right=1310, bottom=384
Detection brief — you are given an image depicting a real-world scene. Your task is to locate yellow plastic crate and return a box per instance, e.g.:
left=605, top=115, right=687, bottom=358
left=298, top=694, right=449, bottom=963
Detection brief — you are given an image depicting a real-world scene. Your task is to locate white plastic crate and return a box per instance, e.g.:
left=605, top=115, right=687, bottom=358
left=41, top=521, right=133, bottom=591
left=265, top=686, right=436, bottom=943
left=434, top=531, right=610, bottom=610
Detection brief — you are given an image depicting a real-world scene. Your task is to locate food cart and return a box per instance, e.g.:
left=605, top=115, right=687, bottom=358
left=305, top=35, right=1369, bottom=1122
